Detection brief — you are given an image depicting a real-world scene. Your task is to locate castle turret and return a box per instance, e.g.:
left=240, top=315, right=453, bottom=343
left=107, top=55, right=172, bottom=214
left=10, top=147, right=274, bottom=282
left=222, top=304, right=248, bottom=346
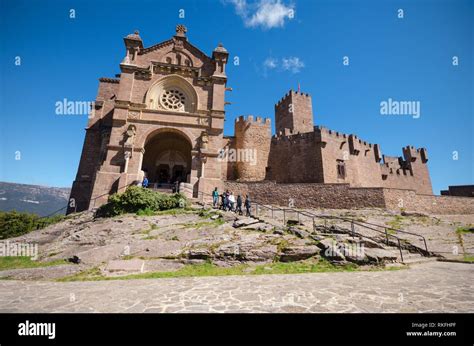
left=275, top=90, right=314, bottom=135
left=234, top=115, right=272, bottom=181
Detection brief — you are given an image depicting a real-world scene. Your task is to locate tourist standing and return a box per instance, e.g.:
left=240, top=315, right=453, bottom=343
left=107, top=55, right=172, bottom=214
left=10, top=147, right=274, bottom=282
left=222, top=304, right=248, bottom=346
left=228, top=192, right=235, bottom=211
left=220, top=192, right=226, bottom=210
left=142, top=176, right=149, bottom=188
left=236, top=194, right=243, bottom=215
left=224, top=190, right=230, bottom=211
left=212, top=187, right=219, bottom=208
left=244, top=194, right=251, bottom=216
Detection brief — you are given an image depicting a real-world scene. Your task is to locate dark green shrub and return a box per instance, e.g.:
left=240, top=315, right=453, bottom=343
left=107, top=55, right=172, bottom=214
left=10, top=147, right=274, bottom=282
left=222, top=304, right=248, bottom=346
left=0, top=211, right=64, bottom=239
left=96, top=186, right=188, bottom=217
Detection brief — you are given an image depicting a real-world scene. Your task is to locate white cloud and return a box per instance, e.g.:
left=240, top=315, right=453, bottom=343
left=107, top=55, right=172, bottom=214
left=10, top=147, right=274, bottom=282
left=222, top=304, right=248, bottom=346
left=262, top=56, right=304, bottom=74
left=263, top=57, right=278, bottom=69
left=225, top=0, right=295, bottom=29
left=281, top=57, right=304, bottom=73
left=227, top=0, right=247, bottom=17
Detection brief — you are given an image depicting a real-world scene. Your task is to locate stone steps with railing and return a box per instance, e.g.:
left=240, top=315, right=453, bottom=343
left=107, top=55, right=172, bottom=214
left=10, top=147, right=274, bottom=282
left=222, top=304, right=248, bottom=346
left=196, top=191, right=439, bottom=266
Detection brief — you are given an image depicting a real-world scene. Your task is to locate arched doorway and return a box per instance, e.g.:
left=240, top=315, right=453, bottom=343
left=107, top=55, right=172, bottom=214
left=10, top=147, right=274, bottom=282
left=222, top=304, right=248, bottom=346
left=141, top=130, right=192, bottom=188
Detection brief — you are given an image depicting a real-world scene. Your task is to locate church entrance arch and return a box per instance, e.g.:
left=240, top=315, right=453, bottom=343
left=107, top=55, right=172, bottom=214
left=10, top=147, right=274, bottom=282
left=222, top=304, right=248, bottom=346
left=141, top=130, right=192, bottom=188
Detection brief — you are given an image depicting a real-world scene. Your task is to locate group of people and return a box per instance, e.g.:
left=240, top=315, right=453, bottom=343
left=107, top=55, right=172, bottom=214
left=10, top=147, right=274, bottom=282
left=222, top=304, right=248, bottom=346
left=212, top=188, right=251, bottom=216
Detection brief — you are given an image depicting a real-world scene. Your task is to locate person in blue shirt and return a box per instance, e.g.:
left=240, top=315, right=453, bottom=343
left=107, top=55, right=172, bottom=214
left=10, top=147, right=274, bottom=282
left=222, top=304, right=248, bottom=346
left=212, top=187, right=219, bottom=208
left=142, top=177, right=149, bottom=188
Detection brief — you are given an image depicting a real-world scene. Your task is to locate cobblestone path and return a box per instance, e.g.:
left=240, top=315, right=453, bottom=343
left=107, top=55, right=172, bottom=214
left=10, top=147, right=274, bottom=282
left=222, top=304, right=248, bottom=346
left=0, top=262, right=472, bottom=313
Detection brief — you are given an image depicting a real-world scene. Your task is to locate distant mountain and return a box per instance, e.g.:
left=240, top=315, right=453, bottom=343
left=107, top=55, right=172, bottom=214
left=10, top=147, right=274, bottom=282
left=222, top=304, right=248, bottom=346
left=0, top=182, right=70, bottom=216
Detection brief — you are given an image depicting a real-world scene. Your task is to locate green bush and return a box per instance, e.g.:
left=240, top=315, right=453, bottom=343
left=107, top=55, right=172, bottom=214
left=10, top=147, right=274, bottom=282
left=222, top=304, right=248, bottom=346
left=0, top=211, right=64, bottom=239
left=96, top=186, right=188, bottom=217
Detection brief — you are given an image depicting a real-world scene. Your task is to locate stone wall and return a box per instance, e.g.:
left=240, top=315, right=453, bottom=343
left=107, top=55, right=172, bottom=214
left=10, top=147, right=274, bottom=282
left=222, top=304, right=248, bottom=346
left=222, top=181, right=474, bottom=215
left=223, top=181, right=386, bottom=209
left=381, top=147, right=433, bottom=195
left=318, top=127, right=383, bottom=187
left=383, top=189, right=474, bottom=215
left=267, top=132, right=324, bottom=183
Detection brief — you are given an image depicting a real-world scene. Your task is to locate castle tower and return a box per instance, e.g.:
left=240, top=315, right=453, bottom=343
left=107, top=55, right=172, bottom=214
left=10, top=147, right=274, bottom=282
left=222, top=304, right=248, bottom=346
left=275, top=90, right=314, bottom=135
left=234, top=115, right=272, bottom=181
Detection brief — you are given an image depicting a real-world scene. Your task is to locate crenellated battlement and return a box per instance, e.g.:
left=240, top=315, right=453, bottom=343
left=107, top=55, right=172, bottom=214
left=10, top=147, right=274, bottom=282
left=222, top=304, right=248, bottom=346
left=272, top=130, right=317, bottom=142
left=316, top=126, right=376, bottom=150
left=235, top=115, right=272, bottom=126
left=275, top=89, right=312, bottom=107
left=380, top=146, right=429, bottom=178
left=275, top=89, right=314, bottom=135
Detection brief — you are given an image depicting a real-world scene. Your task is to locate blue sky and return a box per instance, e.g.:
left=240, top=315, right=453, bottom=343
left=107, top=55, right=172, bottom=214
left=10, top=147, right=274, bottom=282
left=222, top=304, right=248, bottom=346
left=0, top=0, right=472, bottom=194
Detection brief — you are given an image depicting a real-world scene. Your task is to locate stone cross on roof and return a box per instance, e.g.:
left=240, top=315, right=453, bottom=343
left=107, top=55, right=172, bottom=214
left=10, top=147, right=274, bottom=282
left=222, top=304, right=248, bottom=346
left=175, top=24, right=187, bottom=37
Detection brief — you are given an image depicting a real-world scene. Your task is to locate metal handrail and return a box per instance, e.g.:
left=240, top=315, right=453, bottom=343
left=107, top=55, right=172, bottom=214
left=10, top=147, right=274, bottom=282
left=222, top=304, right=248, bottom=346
left=320, top=215, right=429, bottom=252
left=249, top=201, right=408, bottom=261
left=197, top=191, right=430, bottom=261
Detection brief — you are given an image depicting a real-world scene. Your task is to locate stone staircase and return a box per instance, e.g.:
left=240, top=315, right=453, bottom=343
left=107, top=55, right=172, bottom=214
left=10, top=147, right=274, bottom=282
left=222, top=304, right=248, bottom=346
left=195, top=199, right=438, bottom=266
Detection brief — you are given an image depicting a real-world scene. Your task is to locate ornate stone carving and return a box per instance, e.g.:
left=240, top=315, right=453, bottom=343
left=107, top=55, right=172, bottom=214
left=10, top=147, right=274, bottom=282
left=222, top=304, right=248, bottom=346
left=160, top=88, right=186, bottom=111
left=124, top=125, right=136, bottom=147
left=128, top=110, right=140, bottom=119
left=198, top=117, right=209, bottom=126
left=173, top=38, right=184, bottom=51
left=200, top=131, right=209, bottom=150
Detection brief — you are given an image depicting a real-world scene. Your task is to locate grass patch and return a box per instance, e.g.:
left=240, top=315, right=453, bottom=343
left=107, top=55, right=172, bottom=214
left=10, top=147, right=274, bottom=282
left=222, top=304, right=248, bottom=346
left=198, top=209, right=222, bottom=219
left=136, top=208, right=156, bottom=216
left=455, top=227, right=468, bottom=254
left=58, top=266, right=102, bottom=281
left=386, top=215, right=404, bottom=230
left=57, top=258, right=382, bottom=282
left=155, top=208, right=198, bottom=216
left=0, top=256, right=67, bottom=271
left=456, top=226, right=474, bottom=235
left=462, top=255, right=474, bottom=263
left=275, top=239, right=290, bottom=252
left=184, top=219, right=225, bottom=229
left=139, top=223, right=160, bottom=239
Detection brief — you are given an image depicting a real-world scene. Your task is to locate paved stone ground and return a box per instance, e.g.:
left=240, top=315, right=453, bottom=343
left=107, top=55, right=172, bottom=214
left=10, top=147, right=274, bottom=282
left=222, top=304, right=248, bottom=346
left=0, top=262, right=472, bottom=313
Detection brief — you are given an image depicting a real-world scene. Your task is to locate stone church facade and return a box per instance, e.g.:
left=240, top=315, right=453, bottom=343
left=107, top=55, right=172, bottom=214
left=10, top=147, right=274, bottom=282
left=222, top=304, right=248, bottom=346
left=68, top=25, right=433, bottom=213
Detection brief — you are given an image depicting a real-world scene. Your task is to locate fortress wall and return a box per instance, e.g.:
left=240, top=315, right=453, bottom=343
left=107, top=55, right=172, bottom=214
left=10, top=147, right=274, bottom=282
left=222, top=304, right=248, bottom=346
left=383, top=189, right=474, bottom=215
left=222, top=181, right=474, bottom=215
left=223, top=181, right=386, bottom=209
left=234, top=116, right=272, bottom=181
left=318, top=128, right=383, bottom=187
left=380, top=147, right=433, bottom=195
left=268, top=132, right=324, bottom=183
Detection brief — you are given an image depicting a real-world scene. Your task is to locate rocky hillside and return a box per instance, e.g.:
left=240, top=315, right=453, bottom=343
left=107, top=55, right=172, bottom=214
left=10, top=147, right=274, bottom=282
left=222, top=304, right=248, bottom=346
left=0, top=203, right=450, bottom=281
left=0, top=182, right=70, bottom=216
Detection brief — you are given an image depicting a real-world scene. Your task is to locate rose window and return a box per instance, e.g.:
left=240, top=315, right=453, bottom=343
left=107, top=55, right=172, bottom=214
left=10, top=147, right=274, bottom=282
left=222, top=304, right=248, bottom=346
left=160, top=89, right=186, bottom=112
